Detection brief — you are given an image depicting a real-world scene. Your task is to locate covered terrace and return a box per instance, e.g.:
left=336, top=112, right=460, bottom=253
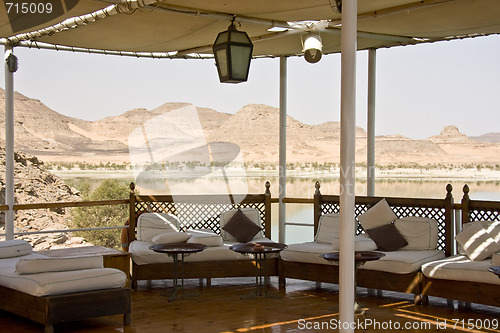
left=1, top=0, right=500, bottom=332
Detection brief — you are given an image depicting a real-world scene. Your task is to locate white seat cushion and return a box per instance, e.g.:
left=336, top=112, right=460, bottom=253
left=361, top=250, right=445, bottom=274
left=16, top=255, right=103, bottom=274
left=422, top=254, right=500, bottom=285
left=0, top=253, right=126, bottom=296
left=187, top=229, right=223, bottom=247
left=129, top=239, right=271, bottom=264
left=0, top=240, right=33, bottom=258
left=332, top=234, right=377, bottom=251
left=332, top=235, right=377, bottom=251
left=280, top=242, right=336, bottom=265
left=395, top=217, right=439, bottom=250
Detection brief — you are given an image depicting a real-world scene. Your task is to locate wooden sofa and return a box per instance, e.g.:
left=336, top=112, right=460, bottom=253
left=126, top=181, right=274, bottom=288
left=279, top=182, right=454, bottom=301
left=0, top=286, right=130, bottom=333
left=421, top=184, right=500, bottom=307
left=0, top=241, right=130, bottom=333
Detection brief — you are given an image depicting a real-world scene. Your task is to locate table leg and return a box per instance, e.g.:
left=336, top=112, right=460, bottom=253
left=262, top=253, right=267, bottom=297
left=169, top=255, right=178, bottom=302
left=180, top=254, right=185, bottom=296
left=354, top=262, right=367, bottom=315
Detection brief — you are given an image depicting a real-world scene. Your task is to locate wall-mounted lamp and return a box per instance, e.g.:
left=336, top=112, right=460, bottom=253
left=303, top=33, right=323, bottom=63
left=6, top=54, right=18, bottom=73
left=213, top=22, right=253, bottom=83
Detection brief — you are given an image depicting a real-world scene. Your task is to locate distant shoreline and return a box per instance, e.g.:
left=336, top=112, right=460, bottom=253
left=49, top=166, right=500, bottom=182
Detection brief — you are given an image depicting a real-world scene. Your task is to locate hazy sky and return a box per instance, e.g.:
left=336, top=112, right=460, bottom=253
left=1, top=34, right=499, bottom=139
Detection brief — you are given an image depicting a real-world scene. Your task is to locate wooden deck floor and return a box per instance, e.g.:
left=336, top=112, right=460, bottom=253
left=0, top=277, right=498, bottom=333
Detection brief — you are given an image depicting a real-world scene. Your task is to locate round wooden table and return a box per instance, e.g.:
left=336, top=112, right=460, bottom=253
left=230, top=242, right=287, bottom=298
left=321, top=251, right=386, bottom=314
left=149, top=243, right=207, bottom=301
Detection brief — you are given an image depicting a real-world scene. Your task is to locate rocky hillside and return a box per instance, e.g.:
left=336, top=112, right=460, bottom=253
left=2, top=88, right=500, bottom=165
left=0, top=148, right=86, bottom=250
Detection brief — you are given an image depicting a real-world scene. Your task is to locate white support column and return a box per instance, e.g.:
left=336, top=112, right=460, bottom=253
left=278, top=56, right=287, bottom=244
left=367, top=48, right=376, bottom=196
left=339, top=0, right=357, bottom=331
left=4, top=45, right=15, bottom=240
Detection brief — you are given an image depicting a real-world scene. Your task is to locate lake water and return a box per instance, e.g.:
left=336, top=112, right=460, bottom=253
left=61, top=173, right=500, bottom=244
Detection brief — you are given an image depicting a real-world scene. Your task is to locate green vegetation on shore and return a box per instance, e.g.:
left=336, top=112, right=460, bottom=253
left=45, top=160, right=500, bottom=173
left=70, top=179, right=129, bottom=249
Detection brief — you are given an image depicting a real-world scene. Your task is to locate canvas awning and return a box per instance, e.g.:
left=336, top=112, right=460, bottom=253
left=2, top=0, right=500, bottom=57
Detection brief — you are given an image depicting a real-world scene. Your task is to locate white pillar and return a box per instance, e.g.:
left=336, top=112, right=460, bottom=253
left=4, top=45, right=15, bottom=240
left=339, top=0, right=357, bottom=331
left=367, top=49, right=376, bottom=196
left=278, top=56, right=287, bottom=244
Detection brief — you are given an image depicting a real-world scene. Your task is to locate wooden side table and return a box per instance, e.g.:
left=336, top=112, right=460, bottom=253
left=149, top=243, right=207, bottom=301
left=229, top=242, right=287, bottom=298
left=40, top=246, right=131, bottom=286
left=321, top=251, right=385, bottom=314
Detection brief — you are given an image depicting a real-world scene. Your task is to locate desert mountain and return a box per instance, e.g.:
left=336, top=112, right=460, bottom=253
left=472, top=132, right=500, bottom=143
left=1, top=88, right=500, bottom=165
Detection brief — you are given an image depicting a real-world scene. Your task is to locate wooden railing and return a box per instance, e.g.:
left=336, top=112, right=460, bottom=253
left=4, top=183, right=500, bottom=251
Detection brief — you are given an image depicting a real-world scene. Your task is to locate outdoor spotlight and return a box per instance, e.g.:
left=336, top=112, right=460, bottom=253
left=212, top=22, right=253, bottom=83
left=303, top=33, right=323, bottom=63
left=6, top=54, right=18, bottom=73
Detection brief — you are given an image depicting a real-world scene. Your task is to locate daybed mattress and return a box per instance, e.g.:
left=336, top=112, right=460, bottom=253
left=281, top=242, right=445, bottom=274
left=0, top=253, right=127, bottom=297
left=280, top=242, right=336, bottom=265
left=130, top=237, right=273, bottom=265
left=362, top=250, right=445, bottom=274
left=421, top=254, right=500, bottom=285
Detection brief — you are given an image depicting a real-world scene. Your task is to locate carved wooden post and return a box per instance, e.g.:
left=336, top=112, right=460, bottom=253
left=264, top=181, right=272, bottom=239
left=128, top=182, right=137, bottom=245
left=313, top=181, right=322, bottom=236
left=461, top=184, right=470, bottom=227
left=444, top=183, right=454, bottom=257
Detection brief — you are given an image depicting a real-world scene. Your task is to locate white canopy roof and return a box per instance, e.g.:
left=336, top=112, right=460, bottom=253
left=2, top=0, right=500, bottom=58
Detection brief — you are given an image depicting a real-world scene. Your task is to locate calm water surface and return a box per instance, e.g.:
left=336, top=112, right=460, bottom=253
left=63, top=175, right=500, bottom=244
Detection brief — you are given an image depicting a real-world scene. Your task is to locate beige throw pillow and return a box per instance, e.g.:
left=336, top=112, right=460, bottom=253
left=358, top=199, right=397, bottom=230
left=455, top=222, right=500, bottom=261
left=151, top=232, right=191, bottom=245
left=315, top=214, right=340, bottom=244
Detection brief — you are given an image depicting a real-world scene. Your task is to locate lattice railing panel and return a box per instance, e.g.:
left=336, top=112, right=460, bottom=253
left=320, top=200, right=447, bottom=251
left=135, top=200, right=266, bottom=234
left=468, top=209, right=500, bottom=223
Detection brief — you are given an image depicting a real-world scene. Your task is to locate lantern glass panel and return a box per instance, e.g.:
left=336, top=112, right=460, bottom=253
left=215, top=31, right=228, bottom=44
left=215, top=49, right=228, bottom=78
left=230, top=45, right=252, bottom=80
left=230, top=30, right=251, bottom=43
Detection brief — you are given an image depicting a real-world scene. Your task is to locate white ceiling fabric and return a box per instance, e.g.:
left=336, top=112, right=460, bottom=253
left=1, top=0, right=499, bottom=58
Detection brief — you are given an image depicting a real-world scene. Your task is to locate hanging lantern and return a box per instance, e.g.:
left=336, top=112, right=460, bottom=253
left=213, top=23, right=253, bottom=83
